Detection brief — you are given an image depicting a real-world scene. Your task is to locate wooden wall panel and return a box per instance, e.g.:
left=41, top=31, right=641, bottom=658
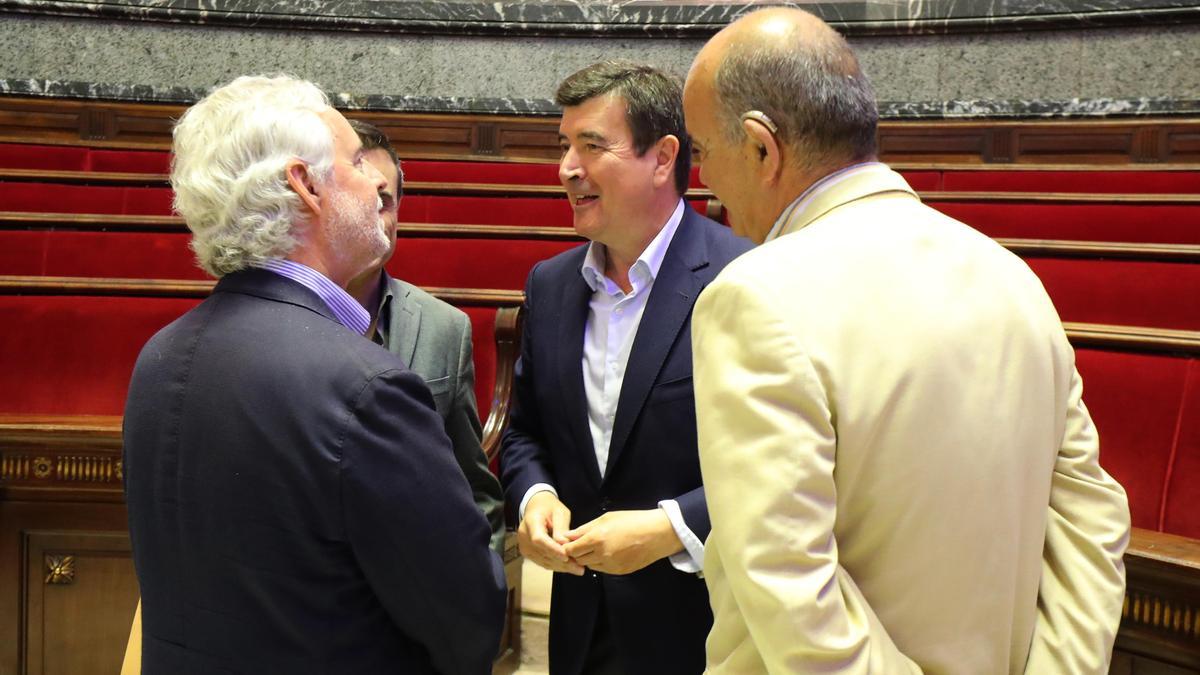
left=22, top=531, right=138, bottom=675
left=1167, top=130, right=1200, bottom=163
left=3, top=96, right=1200, bottom=166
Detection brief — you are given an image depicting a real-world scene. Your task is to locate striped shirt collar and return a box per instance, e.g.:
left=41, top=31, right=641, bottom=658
left=765, top=161, right=890, bottom=243
left=256, top=259, right=371, bottom=336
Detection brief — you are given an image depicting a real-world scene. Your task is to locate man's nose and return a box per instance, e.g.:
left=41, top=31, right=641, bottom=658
left=365, top=161, right=387, bottom=191
left=559, top=146, right=584, bottom=183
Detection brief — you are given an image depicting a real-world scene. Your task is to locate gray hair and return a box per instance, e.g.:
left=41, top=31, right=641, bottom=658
left=714, top=25, right=877, bottom=170
left=171, top=75, right=334, bottom=277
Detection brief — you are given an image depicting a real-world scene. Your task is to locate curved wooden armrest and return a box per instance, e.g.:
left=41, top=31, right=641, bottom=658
left=481, top=305, right=523, bottom=463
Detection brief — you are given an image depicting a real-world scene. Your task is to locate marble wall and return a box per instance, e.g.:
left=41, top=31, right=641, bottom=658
left=0, top=9, right=1198, bottom=117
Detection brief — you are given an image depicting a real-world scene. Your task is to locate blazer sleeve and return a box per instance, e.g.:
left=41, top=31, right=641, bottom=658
left=499, top=262, right=557, bottom=521
left=446, top=310, right=507, bottom=555
left=340, top=367, right=507, bottom=675
left=1024, top=367, right=1130, bottom=674
left=692, top=275, right=920, bottom=674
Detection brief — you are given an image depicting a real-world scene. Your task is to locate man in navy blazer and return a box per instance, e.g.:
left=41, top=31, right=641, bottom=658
left=500, top=62, right=752, bottom=675
left=123, top=75, right=506, bottom=674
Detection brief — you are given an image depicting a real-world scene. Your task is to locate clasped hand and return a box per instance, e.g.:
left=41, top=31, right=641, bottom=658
left=517, top=492, right=684, bottom=576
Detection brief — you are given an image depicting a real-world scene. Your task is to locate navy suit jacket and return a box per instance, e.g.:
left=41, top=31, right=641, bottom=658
left=123, top=269, right=506, bottom=675
left=500, top=207, right=752, bottom=675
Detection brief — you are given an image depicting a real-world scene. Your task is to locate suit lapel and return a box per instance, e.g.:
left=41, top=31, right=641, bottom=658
left=387, top=279, right=421, bottom=369
left=604, top=211, right=707, bottom=479
left=555, top=262, right=603, bottom=488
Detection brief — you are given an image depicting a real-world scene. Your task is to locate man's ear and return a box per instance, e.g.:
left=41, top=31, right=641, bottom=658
left=742, top=118, right=782, bottom=184
left=651, top=134, right=681, bottom=189
left=285, top=159, right=321, bottom=217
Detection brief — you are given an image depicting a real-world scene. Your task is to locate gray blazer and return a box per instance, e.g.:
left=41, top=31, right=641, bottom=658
left=380, top=273, right=506, bottom=554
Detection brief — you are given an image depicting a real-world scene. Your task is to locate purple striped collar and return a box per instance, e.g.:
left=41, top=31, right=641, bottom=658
left=256, top=259, right=371, bottom=336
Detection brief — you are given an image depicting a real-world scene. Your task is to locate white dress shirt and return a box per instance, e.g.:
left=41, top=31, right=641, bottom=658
left=520, top=199, right=703, bottom=572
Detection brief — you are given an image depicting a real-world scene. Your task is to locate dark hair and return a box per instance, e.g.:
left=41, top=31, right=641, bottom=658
left=349, top=119, right=403, bottom=196
left=556, top=61, right=692, bottom=195
left=714, top=24, right=878, bottom=170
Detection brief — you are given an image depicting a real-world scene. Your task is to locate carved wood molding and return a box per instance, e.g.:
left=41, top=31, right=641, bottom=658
left=1, top=450, right=124, bottom=490
left=43, top=555, right=75, bottom=585
left=1119, top=530, right=1200, bottom=668
left=0, top=416, right=124, bottom=497
left=1062, top=322, right=1200, bottom=355
left=995, top=240, right=1200, bottom=262
left=0, top=211, right=179, bottom=230
left=3, top=96, right=1200, bottom=164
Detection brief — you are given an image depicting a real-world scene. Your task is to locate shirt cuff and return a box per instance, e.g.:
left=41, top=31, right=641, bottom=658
left=658, top=499, right=704, bottom=574
left=519, top=483, right=558, bottom=521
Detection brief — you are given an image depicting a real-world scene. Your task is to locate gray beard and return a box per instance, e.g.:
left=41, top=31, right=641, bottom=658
left=328, top=190, right=388, bottom=269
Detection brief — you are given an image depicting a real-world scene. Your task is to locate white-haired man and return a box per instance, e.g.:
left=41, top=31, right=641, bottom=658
left=122, top=75, right=506, bottom=675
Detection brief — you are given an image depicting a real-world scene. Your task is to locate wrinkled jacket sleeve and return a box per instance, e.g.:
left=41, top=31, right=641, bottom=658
left=499, top=262, right=556, bottom=520
left=342, top=367, right=507, bottom=675
left=1024, top=367, right=1130, bottom=674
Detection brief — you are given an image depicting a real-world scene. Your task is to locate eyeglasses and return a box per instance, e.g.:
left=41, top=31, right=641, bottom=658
left=739, top=110, right=778, bottom=135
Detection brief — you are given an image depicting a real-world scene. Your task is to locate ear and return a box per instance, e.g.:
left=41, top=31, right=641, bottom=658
left=741, top=117, right=782, bottom=184
left=285, top=159, right=322, bottom=218
left=650, top=134, right=681, bottom=190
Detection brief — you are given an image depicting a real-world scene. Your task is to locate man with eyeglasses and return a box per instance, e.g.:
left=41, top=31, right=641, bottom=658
left=683, top=8, right=1130, bottom=674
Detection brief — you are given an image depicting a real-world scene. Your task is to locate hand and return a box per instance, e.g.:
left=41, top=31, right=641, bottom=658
left=562, top=509, right=684, bottom=576
left=518, top=491, right=585, bottom=576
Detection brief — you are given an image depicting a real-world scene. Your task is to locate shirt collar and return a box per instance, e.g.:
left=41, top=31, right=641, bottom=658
left=764, top=161, right=889, bottom=243
left=580, top=198, right=686, bottom=294
left=256, top=258, right=372, bottom=336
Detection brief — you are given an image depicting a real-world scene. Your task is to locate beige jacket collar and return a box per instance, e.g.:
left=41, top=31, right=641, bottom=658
left=767, top=162, right=918, bottom=242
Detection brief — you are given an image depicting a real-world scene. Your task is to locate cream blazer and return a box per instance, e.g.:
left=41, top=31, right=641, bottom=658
left=692, top=165, right=1130, bottom=674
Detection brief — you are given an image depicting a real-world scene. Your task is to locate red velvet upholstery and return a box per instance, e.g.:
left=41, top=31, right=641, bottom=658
left=933, top=201, right=1200, bottom=244
left=942, top=170, right=1200, bottom=194
left=0, top=181, right=174, bottom=215
left=0, top=143, right=90, bottom=171
left=0, top=143, right=171, bottom=173
left=0, top=231, right=47, bottom=275
left=0, top=294, right=507, bottom=428
left=1076, top=348, right=1194, bottom=532
left=0, top=295, right=199, bottom=414
left=1161, top=359, right=1200, bottom=538
left=399, top=195, right=573, bottom=227
left=1024, top=258, right=1200, bottom=331
left=461, top=306, right=498, bottom=424
left=388, top=238, right=577, bottom=290
left=0, top=231, right=203, bottom=279
left=896, top=171, right=942, bottom=191
left=404, top=160, right=561, bottom=186
left=88, top=148, right=171, bottom=174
